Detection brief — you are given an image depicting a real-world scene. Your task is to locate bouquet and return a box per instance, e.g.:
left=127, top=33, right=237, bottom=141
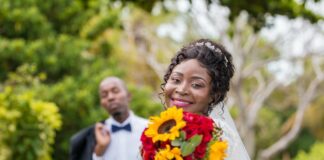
left=141, top=106, right=228, bottom=160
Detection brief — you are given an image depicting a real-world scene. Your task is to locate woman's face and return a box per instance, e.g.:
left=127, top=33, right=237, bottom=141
left=164, top=59, right=212, bottom=114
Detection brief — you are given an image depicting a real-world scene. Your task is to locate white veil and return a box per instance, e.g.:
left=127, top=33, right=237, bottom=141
left=210, top=105, right=251, bottom=160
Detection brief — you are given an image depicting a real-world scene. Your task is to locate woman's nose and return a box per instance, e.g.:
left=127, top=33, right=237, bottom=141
left=175, top=82, right=188, bottom=95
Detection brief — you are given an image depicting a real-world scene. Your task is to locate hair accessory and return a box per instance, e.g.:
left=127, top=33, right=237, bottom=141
left=195, top=42, right=204, bottom=46
left=205, top=42, right=215, bottom=51
left=194, top=41, right=229, bottom=66
left=194, top=41, right=222, bottom=55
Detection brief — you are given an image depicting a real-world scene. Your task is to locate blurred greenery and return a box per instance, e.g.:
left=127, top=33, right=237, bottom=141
left=0, top=70, right=61, bottom=160
left=255, top=107, right=281, bottom=150
left=294, top=141, right=324, bottom=160
left=1, top=0, right=323, bottom=159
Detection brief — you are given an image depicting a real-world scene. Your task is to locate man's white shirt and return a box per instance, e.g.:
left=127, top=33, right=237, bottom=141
left=93, top=112, right=148, bottom=160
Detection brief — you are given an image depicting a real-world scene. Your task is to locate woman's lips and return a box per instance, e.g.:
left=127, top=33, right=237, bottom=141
left=171, top=98, right=192, bottom=108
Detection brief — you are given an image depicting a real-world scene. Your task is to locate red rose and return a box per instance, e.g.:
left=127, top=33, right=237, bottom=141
left=184, top=155, right=194, bottom=160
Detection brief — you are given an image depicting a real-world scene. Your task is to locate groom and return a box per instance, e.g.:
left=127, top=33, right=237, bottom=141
left=70, top=76, right=148, bottom=160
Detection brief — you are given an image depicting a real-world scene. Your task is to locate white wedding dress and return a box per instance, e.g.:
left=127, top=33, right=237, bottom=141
left=211, top=106, right=251, bottom=160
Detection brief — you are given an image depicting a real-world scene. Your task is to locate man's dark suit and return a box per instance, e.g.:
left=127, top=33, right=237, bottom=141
left=69, top=125, right=96, bottom=160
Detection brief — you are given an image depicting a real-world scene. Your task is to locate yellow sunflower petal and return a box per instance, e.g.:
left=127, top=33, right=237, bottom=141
left=145, top=106, right=186, bottom=142
left=209, top=141, right=228, bottom=160
left=154, top=145, right=183, bottom=160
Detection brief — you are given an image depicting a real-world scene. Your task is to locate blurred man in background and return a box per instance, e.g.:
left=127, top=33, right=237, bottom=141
left=70, top=76, right=148, bottom=160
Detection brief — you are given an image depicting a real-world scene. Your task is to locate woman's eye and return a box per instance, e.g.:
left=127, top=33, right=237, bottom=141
left=192, top=83, right=203, bottom=88
left=170, top=77, right=180, bottom=83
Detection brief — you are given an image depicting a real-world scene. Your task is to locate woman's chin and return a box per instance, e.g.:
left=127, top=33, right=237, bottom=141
left=170, top=105, right=192, bottom=112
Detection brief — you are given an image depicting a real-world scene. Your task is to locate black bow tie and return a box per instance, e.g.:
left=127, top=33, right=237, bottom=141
left=111, top=123, right=132, bottom=133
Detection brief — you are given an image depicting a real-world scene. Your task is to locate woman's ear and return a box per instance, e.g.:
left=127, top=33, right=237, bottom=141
left=210, top=93, right=221, bottom=105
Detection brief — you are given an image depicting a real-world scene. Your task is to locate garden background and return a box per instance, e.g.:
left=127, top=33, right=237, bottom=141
left=1, top=0, right=324, bottom=159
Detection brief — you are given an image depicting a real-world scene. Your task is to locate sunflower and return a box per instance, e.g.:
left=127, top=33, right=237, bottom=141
left=208, top=141, right=228, bottom=160
left=154, top=145, right=183, bottom=160
left=145, top=106, right=186, bottom=142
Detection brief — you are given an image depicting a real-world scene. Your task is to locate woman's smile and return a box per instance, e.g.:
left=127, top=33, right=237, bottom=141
left=170, top=98, right=193, bottom=108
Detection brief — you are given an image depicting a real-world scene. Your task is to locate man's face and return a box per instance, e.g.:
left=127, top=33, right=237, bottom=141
left=99, top=79, right=130, bottom=118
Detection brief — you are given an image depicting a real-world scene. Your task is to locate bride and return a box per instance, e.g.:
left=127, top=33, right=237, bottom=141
left=160, top=38, right=250, bottom=160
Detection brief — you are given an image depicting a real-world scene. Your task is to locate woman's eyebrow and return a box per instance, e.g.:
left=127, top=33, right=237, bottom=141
left=191, top=76, right=208, bottom=83
left=172, top=71, right=209, bottom=83
left=171, top=72, right=183, bottom=76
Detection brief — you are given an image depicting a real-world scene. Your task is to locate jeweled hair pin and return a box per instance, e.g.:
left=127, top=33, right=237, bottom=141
left=194, top=41, right=229, bottom=65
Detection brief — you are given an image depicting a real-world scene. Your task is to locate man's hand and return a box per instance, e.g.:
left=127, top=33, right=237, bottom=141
left=94, top=123, right=110, bottom=156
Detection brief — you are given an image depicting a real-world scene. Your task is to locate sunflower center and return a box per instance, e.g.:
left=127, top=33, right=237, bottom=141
left=158, top=119, right=176, bottom=134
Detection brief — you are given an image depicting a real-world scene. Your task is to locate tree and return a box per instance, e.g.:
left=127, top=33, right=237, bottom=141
left=259, top=56, right=324, bottom=160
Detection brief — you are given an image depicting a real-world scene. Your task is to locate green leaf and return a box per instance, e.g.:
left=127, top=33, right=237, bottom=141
left=181, top=141, right=196, bottom=156
left=180, top=135, right=203, bottom=156
left=180, top=131, right=186, bottom=140
left=189, top=135, right=203, bottom=146
left=171, top=139, right=182, bottom=146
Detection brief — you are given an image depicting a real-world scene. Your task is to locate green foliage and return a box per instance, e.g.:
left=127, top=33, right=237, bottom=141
left=294, top=141, right=324, bottom=160
left=0, top=0, right=160, bottom=159
left=0, top=87, right=61, bottom=160
left=255, top=107, right=281, bottom=149
left=219, top=0, right=323, bottom=31
left=80, top=9, right=122, bottom=39
left=0, top=0, right=122, bottom=83
left=113, top=0, right=161, bottom=12
left=5, top=64, right=46, bottom=90
left=287, top=129, right=316, bottom=157
left=129, top=84, right=163, bottom=118
left=0, top=36, right=90, bottom=81
left=0, top=0, right=101, bottom=35
left=0, top=38, right=27, bottom=80
left=0, top=5, right=52, bottom=39
left=304, top=99, right=324, bottom=139
left=38, top=0, right=92, bottom=34
left=25, top=35, right=89, bottom=81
